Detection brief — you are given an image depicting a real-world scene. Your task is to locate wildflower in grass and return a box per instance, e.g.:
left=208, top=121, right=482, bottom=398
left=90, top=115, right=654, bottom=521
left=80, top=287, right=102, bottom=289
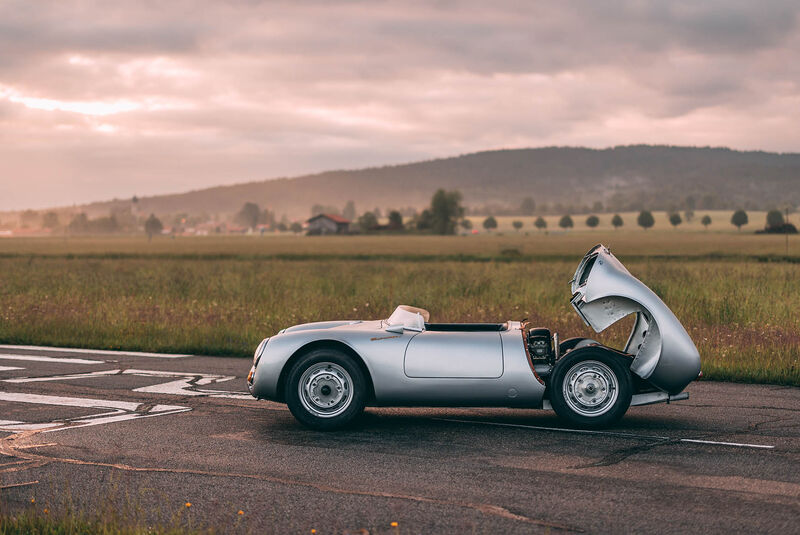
left=30, top=498, right=35, bottom=504
left=391, top=521, right=398, bottom=526
left=238, top=510, right=244, bottom=515
left=44, top=508, right=49, bottom=514
left=185, top=502, right=192, bottom=508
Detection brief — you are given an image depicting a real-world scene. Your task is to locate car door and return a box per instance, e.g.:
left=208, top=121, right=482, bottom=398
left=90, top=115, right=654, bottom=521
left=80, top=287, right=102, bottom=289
left=403, top=331, right=504, bottom=378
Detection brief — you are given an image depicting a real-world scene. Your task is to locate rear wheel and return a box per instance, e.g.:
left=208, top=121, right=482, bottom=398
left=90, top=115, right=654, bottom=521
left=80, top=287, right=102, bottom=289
left=550, top=349, right=632, bottom=428
left=285, top=349, right=367, bottom=430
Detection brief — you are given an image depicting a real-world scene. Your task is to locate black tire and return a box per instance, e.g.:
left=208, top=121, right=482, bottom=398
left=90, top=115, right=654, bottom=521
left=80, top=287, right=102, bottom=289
left=549, top=348, right=632, bottom=428
left=285, top=348, right=367, bottom=430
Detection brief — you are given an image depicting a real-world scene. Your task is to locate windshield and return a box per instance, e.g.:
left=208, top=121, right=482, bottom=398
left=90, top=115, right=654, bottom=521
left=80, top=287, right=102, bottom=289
left=387, top=305, right=429, bottom=331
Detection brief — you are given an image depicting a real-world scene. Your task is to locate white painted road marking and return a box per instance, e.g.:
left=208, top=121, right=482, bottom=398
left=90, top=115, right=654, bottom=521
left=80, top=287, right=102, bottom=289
left=4, top=369, right=122, bottom=383
left=677, top=438, right=775, bottom=449
left=0, top=392, right=190, bottom=433
left=0, top=392, right=141, bottom=411
left=434, top=418, right=776, bottom=450
left=2, top=368, right=252, bottom=400
left=0, top=353, right=104, bottom=365
left=0, top=366, right=23, bottom=372
left=0, top=345, right=191, bottom=359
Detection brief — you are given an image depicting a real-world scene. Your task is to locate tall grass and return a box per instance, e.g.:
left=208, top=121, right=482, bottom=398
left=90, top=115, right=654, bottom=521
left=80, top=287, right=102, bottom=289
left=0, top=256, right=797, bottom=385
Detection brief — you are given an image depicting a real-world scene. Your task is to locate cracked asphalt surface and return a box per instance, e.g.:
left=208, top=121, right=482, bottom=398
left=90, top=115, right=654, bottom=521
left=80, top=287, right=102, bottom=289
left=1, top=347, right=799, bottom=534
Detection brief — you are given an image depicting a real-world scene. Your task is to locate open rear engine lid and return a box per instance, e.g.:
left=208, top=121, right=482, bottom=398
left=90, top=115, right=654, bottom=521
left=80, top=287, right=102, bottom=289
left=570, top=245, right=700, bottom=394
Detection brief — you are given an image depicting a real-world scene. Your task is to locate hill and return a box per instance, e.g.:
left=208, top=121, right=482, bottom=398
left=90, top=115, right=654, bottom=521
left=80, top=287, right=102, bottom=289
left=34, top=145, right=800, bottom=220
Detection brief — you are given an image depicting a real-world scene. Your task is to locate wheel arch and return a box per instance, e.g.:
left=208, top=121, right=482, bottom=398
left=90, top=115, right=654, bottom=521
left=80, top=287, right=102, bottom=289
left=554, top=345, right=667, bottom=396
left=545, top=344, right=635, bottom=398
left=276, top=340, right=375, bottom=403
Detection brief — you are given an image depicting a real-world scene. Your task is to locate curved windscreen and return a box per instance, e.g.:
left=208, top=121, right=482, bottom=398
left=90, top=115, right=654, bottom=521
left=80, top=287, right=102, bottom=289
left=387, top=305, right=429, bottom=331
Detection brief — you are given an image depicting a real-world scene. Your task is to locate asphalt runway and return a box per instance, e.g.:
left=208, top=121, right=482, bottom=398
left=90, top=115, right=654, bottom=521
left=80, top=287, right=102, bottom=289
left=1, top=346, right=798, bottom=534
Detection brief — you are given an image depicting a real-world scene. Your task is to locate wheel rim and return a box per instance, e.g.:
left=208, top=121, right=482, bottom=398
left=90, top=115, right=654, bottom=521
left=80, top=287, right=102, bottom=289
left=298, top=362, right=353, bottom=418
left=562, top=360, right=619, bottom=417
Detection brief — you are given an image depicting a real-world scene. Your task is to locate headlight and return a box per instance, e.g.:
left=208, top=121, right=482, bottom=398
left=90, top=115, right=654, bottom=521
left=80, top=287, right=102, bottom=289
left=253, top=338, right=269, bottom=364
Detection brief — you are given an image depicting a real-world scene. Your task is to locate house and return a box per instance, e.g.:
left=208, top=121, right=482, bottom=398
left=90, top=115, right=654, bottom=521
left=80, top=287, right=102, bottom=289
left=306, top=213, right=350, bottom=235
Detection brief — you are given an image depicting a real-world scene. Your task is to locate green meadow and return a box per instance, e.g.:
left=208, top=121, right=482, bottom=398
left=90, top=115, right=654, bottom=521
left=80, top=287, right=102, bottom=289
left=0, top=231, right=798, bottom=385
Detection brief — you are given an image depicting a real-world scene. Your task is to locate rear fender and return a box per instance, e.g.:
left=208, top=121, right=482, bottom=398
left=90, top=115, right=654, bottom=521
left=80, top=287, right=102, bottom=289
left=570, top=246, right=700, bottom=394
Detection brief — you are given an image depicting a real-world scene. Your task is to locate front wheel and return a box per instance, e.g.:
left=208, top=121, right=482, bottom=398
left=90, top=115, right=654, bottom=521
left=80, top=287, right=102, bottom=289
left=549, top=350, right=632, bottom=428
left=285, top=349, right=367, bottom=430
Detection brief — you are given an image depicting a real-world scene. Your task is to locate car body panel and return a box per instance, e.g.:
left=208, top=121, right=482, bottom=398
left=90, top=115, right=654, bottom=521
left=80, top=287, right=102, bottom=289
left=404, top=331, right=504, bottom=378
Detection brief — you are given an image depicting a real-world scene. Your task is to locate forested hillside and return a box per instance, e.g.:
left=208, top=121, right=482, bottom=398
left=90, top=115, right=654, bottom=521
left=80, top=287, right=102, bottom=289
left=74, top=145, right=800, bottom=219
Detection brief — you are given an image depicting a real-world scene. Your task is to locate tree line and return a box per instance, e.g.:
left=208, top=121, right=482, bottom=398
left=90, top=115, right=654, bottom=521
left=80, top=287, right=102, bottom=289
left=10, top=192, right=794, bottom=238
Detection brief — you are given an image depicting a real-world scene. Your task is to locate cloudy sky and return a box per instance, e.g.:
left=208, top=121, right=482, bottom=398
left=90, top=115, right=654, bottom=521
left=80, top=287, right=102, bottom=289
left=1, top=0, right=799, bottom=210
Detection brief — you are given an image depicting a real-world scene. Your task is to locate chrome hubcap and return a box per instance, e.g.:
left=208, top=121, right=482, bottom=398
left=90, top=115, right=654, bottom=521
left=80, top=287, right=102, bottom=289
left=298, top=362, right=352, bottom=418
left=563, top=360, right=619, bottom=417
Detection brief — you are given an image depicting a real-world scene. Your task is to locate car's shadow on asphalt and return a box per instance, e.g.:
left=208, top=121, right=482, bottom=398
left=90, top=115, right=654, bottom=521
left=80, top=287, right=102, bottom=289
left=255, top=406, right=709, bottom=451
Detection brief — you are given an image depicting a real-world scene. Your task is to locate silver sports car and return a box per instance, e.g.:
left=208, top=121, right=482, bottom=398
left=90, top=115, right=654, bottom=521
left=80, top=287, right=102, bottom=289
left=247, top=244, right=701, bottom=430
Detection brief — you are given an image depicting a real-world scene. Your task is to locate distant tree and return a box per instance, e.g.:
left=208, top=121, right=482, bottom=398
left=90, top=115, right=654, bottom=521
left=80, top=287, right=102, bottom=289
left=144, top=214, right=163, bottom=240
left=430, top=189, right=464, bottom=235
left=42, top=212, right=59, bottom=229
left=67, top=213, right=89, bottom=234
left=512, top=220, right=523, bottom=232
left=342, top=201, right=356, bottom=221
left=669, top=212, right=682, bottom=228
left=585, top=215, right=599, bottom=228
left=276, top=221, right=288, bottom=232
left=592, top=201, right=604, bottom=213
left=460, top=218, right=473, bottom=230
left=289, top=222, right=303, bottom=234
left=611, top=214, right=624, bottom=230
left=731, top=209, right=748, bottom=231
left=358, top=211, right=378, bottom=231
left=559, top=215, right=573, bottom=230
left=20, top=210, right=39, bottom=227
left=235, top=202, right=260, bottom=230
left=701, top=214, right=712, bottom=229
left=534, top=216, right=547, bottom=232
left=416, top=209, right=433, bottom=230
left=110, top=205, right=136, bottom=230
left=89, top=215, right=119, bottom=234
left=259, top=208, right=276, bottom=228
left=387, top=210, right=403, bottom=230
left=637, top=210, right=655, bottom=230
left=520, top=197, right=536, bottom=215
left=684, top=209, right=694, bottom=222
left=483, top=216, right=498, bottom=231
left=766, top=209, right=785, bottom=228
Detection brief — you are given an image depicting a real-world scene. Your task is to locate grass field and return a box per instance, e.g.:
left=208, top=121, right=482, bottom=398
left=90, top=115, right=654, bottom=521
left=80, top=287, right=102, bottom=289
left=0, top=231, right=798, bottom=386
left=1, top=228, right=798, bottom=258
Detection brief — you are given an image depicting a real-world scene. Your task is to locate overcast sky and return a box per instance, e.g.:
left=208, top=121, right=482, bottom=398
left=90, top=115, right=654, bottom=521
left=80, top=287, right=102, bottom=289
left=1, top=0, right=799, bottom=210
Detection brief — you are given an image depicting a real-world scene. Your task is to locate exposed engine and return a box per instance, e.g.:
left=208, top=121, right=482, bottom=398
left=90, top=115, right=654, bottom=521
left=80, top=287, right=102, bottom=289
left=527, top=327, right=556, bottom=366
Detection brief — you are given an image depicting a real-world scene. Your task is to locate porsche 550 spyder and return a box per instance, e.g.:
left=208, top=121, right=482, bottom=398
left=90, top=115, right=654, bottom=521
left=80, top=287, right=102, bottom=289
left=247, top=245, right=701, bottom=429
